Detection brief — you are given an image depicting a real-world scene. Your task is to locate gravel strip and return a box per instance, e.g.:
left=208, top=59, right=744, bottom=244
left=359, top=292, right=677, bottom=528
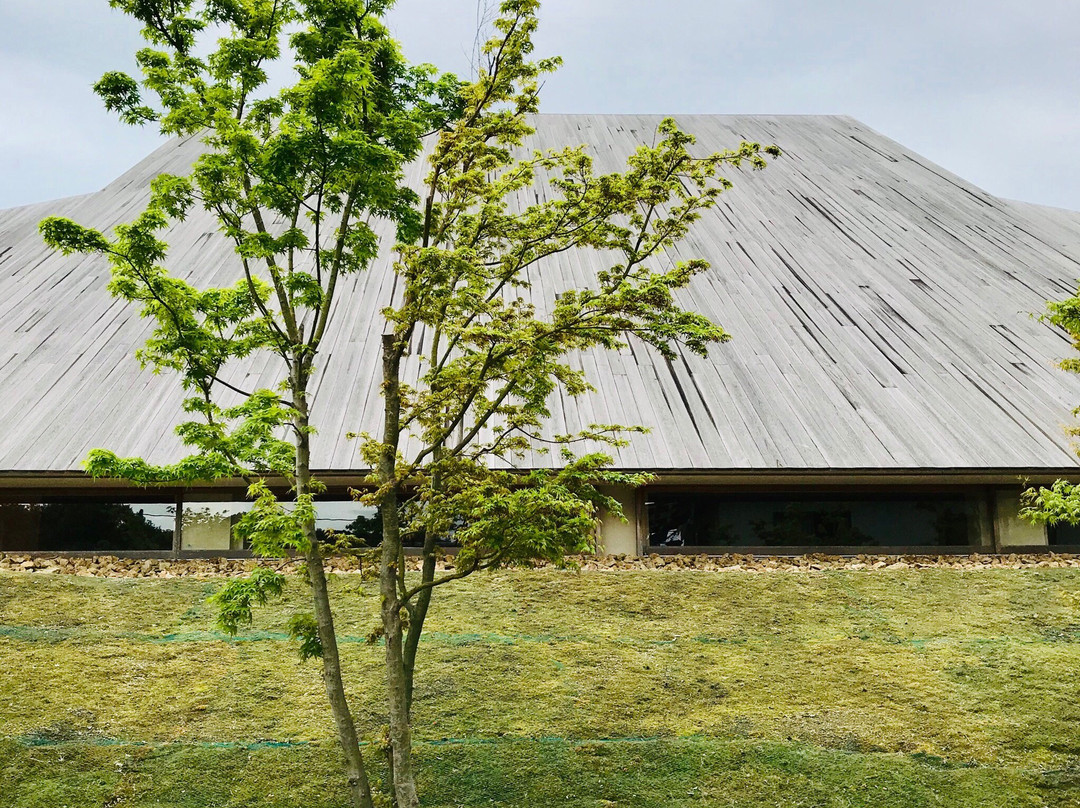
left=1, top=551, right=1078, bottom=578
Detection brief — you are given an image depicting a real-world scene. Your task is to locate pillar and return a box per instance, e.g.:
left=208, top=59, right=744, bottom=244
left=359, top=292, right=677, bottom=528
left=993, top=490, right=1048, bottom=550
left=597, top=485, right=640, bottom=556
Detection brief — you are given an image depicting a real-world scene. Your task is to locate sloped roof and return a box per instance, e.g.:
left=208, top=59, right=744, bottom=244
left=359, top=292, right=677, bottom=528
left=3, top=114, right=1080, bottom=474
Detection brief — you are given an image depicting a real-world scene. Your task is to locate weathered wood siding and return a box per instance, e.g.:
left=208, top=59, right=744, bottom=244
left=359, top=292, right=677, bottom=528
left=2, top=115, right=1080, bottom=473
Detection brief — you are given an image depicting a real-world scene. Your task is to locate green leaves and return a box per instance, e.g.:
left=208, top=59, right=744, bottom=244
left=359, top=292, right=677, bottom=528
left=84, top=448, right=236, bottom=483
left=368, top=0, right=780, bottom=597
left=209, top=565, right=286, bottom=635
left=286, top=612, right=324, bottom=660
left=109, top=0, right=206, bottom=54
left=149, top=174, right=196, bottom=219
left=234, top=481, right=313, bottom=556
left=93, top=71, right=159, bottom=125
left=209, top=568, right=335, bottom=664
left=1022, top=480, right=1080, bottom=526
left=46, top=0, right=468, bottom=496
left=39, top=218, right=111, bottom=255
left=414, top=455, right=655, bottom=575
left=1025, top=290, right=1080, bottom=524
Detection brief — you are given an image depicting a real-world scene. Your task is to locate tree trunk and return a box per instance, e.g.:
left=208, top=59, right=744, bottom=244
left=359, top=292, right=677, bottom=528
left=403, top=527, right=438, bottom=715
left=402, top=334, right=447, bottom=716
left=295, top=374, right=375, bottom=808
left=379, top=335, right=421, bottom=808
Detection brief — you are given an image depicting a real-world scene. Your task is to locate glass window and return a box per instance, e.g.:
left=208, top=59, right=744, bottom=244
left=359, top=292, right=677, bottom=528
left=180, top=501, right=252, bottom=551
left=180, top=498, right=383, bottom=550
left=313, top=500, right=382, bottom=544
left=0, top=500, right=175, bottom=552
left=1049, top=523, right=1080, bottom=547
left=647, top=492, right=980, bottom=550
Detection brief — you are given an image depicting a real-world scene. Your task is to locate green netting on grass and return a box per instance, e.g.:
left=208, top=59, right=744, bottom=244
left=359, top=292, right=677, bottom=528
left=3, top=568, right=1080, bottom=806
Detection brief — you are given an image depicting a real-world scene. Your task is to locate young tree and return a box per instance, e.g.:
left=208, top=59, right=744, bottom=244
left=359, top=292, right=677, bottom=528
left=40, top=2, right=458, bottom=806
left=41, top=1, right=779, bottom=806
left=362, top=3, right=779, bottom=804
left=1023, top=296, right=1080, bottom=526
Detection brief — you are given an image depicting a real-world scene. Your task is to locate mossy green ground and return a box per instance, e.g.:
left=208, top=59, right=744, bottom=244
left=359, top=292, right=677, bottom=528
left=2, top=568, right=1079, bottom=806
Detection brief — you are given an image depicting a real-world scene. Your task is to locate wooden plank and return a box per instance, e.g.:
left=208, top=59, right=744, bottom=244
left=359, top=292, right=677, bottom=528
left=3, top=115, right=1080, bottom=474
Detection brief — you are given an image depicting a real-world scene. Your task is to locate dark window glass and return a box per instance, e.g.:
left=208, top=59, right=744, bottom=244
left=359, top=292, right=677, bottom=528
left=647, top=493, right=979, bottom=549
left=316, top=501, right=382, bottom=544
left=0, top=501, right=174, bottom=551
left=1049, top=523, right=1080, bottom=546
left=310, top=500, right=454, bottom=548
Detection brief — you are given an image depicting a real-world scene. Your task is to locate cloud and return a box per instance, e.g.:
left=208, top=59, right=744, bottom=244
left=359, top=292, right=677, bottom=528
left=0, top=2, right=164, bottom=206
left=0, top=51, right=164, bottom=206
left=2, top=0, right=1078, bottom=209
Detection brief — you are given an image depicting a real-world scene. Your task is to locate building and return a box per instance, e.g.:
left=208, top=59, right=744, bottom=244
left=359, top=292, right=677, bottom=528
left=2, top=114, right=1080, bottom=556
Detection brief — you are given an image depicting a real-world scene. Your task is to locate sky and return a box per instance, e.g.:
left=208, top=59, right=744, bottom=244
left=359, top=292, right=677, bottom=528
left=2, top=0, right=1079, bottom=210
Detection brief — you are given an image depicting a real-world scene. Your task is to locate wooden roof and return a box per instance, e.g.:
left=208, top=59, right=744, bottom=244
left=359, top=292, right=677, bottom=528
left=3, top=114, right=1080, bottom=474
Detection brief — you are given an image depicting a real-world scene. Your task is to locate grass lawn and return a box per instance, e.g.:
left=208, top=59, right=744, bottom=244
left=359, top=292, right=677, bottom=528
left=2, top=567, right=1079, bottom=806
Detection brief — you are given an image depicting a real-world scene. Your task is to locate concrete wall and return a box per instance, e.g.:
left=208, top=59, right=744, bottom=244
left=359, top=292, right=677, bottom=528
left=994, top=490, right=1048, bottom=550
left=597, top=485, right=640, bottom=556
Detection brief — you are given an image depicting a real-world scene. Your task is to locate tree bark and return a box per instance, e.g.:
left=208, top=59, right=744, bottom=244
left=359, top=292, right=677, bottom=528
left=402, top=331, right=449, bottom=715
left=403, top=527, right=438, bottom=715
left=295, top=371, right=375, bottom=808
left=379, top=335, right=421, bottom=808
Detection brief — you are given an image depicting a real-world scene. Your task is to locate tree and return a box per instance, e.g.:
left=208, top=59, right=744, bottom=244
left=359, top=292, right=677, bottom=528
left=40, top=3, right=459, bottom=806
left=1022, top=295, right=1080, bottom=529
left=360, top=3, right=779, bottom=804
left=41, top=1, right=780, bottom=806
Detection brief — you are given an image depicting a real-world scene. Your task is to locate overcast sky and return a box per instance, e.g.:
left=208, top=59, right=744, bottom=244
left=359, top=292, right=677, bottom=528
left=2, top=0, right=1079, bottom=210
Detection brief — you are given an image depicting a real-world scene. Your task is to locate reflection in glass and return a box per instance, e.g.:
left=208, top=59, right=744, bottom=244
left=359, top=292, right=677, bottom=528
left=180, top=499, right=383, bottom=550
left=180, top=501, right=252, bottom=551
left=647, top=493, right=979, bottom=549
left=0, top=501, right=174, bottom=551
left=312, top=501, right=382, bottom=544
left=1050, top=523, right=1080, bottom=546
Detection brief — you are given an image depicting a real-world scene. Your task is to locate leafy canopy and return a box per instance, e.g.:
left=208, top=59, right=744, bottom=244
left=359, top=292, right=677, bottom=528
left=40, top=5, right=468, bottom=805
left=41, top=0, right=460, bottom=493
left=38, top=2, right=783, bottom=805
left=365, top=0, right=780, bottom=579
left=1023, top=296, right=1080, bottom=526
